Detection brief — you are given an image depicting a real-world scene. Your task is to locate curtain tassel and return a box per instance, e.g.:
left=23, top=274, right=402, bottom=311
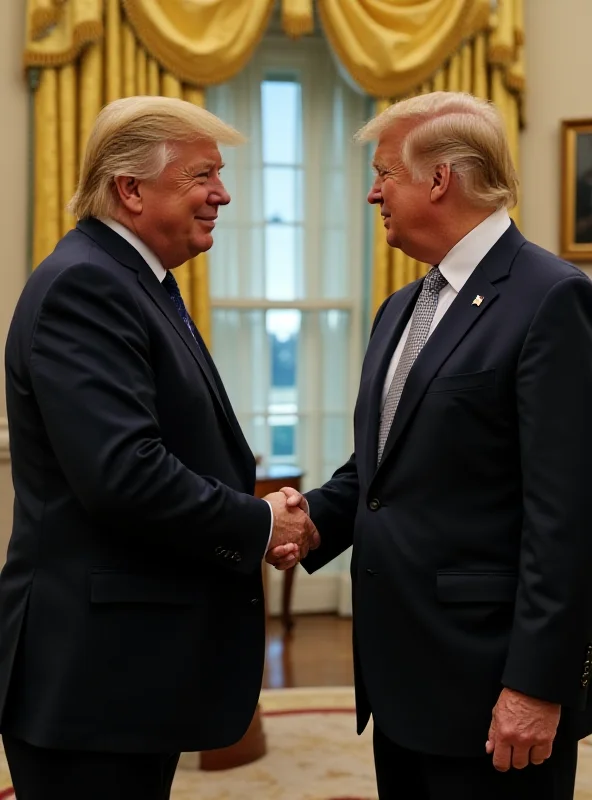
left=281, top=0, right=314, bottom=39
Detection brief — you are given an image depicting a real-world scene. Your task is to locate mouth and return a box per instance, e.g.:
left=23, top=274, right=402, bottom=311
left=196, top=217, right=217, bottom=228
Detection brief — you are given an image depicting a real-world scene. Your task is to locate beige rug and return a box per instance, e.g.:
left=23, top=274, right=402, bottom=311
left=173, top=687, right=376, bottom=800
left=172, top=687, right=592, bottom=800
left=0, top=689, right=591, bottom=798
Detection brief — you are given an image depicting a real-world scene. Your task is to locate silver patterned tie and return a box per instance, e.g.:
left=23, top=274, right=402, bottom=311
left=377, top=266, right=448, bottom=463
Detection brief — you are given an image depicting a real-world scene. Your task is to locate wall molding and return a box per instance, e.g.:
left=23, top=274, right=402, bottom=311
left=265, top=565, right=352, bottom=617
left=0, top=419, right=8, bottom=461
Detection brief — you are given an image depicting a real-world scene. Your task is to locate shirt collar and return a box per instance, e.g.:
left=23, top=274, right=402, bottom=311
left=99, top=218, right=167, bottom=283
left=437, top=208, right=511, bottom=294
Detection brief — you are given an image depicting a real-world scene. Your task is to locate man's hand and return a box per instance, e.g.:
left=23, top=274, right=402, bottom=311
left=264, top=491, right=320, bottom=569
left=486, top=688, right=561, bottom=771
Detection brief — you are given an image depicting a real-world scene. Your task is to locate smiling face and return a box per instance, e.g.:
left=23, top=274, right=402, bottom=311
left=367, top=123, right=436, bottom=258
left=117, top=138, right=230, bottom=269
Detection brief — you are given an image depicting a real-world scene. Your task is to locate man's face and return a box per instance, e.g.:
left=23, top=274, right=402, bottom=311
left=135, top=139, right=230, bottom=269
left=367, top=124, right=433, bottom=255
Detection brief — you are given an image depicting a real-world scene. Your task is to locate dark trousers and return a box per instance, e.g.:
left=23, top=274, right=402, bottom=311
left=373, top=722, right=578, bottom=800
left=3, top=734, right=180, bottom=800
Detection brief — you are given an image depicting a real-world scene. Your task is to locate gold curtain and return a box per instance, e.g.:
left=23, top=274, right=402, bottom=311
left=25, top=0, right=526, bottom=329
left=120, top=0, right=275, bottom=86
left=370, top=1, right=525, bottom=314
left=25, top=0, right=280, bottom=345
left=317, top=0, right=491, bottom=98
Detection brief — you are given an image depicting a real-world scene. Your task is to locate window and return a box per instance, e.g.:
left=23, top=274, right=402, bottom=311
left=207, top=36, right=366, bottom=489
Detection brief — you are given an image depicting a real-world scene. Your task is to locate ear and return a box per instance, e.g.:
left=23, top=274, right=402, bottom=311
left=430, top=164, right=452, bottom=202
left=113, top=175, right=143, bottom=215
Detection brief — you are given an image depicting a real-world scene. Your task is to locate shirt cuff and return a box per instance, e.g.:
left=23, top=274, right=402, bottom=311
left=264, top=499, right=274, bottom=557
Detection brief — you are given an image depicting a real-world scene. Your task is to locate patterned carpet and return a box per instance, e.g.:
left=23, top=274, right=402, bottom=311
left=1, top=690, right=592, bottom=798
left=172, top=687, right=377, bottom=800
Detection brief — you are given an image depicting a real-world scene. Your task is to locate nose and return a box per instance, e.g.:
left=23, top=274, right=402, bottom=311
left=367, top=179, right=382, bottom=206
left=211, top=181, right=231, bottom=206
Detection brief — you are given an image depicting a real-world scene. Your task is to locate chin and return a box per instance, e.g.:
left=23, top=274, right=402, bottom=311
left=191, top=235, right=214, bottom=256
left=386, top=230, right=400, bottom=249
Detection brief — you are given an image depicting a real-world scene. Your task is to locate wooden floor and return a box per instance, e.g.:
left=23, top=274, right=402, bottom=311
left=263, top=613, right=354, bottom=689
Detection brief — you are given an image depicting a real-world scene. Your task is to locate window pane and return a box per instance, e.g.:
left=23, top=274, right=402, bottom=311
left=271, top=424, right=296, bottom=457
left=320, top=310, right=350, bottom=413
left=261, top=80, right=301, bottom=165
left=264, top=167, right=302, bottom=224
left=265, top=224, right=302, bottom=300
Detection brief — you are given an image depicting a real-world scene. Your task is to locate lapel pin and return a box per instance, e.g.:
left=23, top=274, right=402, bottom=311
left=472, top=295, right=484, bottom=307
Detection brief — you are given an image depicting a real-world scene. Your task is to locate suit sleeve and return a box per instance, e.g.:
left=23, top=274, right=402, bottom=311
left=502, top=274, right=592, bottom=707
left=302, top=295, right=393, bottom=574
left=28, top=263, right=271, bottom=575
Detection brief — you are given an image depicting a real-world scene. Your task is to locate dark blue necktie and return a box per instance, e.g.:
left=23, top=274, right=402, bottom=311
left=163, top=270, right=200, bottom=345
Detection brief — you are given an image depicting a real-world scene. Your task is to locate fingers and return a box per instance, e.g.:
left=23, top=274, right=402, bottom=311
left=530, top=743, right=552, bottom=766
left=510, top=745, right=530, bottom=770
left=491, top=741, right=512, bottom=772
left=265, top=543, right=298, bottom=569
left=280, top=486, right=307, bottom=510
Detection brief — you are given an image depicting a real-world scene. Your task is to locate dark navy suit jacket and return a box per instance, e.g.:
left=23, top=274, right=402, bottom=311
left=0, top=219, right=270, bottom=753
left=304, top=223, right=592, bottom=756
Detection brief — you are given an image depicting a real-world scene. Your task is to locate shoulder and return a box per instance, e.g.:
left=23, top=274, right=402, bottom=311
left=514, top=239, right=588, bottom=289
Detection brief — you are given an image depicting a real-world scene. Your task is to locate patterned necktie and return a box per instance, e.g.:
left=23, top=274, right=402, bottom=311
left=377, top=266, right=448, bottom=463
left=163, top=270, right=200, bottom=345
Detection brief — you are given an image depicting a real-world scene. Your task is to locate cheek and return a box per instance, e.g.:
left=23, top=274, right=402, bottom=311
left=188, top=185, right=210, bottom=211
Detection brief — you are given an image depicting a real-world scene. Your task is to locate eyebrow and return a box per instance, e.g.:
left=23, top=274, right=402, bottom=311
left=188, top=159, right=224, bottom=173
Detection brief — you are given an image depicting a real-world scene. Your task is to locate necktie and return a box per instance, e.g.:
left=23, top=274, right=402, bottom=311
left=163, top=270, right=200, bottom=345
left=377, top=266, right=448, bottom=463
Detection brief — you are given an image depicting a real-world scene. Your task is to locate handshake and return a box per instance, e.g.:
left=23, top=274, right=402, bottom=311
left=263, top=487, right=320, bottom=570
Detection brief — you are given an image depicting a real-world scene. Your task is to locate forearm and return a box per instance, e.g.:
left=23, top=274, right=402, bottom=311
left=301, top=453, right=359, bottom=573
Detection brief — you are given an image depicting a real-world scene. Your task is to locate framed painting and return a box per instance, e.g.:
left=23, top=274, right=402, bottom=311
left=561, top=119, right=592, bottom=261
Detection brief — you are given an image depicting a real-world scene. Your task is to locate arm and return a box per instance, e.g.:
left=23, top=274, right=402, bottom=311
left=300, top=453, right=359, bottom=573
left=270, top=294, right=397, bottom=572
left=29, top=263, right=271, bottom=574
left=502, top=274, right=592, bottom=707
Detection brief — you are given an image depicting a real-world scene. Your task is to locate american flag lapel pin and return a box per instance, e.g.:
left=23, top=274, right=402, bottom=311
left=472, top=295, right=484, bottom=307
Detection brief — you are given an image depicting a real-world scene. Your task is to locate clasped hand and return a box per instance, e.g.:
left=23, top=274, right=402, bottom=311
left=264, top=488, right=319, bottom=570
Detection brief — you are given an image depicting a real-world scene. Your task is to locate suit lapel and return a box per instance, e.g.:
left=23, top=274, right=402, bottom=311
left=76, top=219, right=254, bottom=470
left=358, top=281, right=422, bottom=481
left=376, top=222, right=527, bottom=473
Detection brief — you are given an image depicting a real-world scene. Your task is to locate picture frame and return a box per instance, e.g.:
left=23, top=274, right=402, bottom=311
left=561, top=119, right=592, bottom=262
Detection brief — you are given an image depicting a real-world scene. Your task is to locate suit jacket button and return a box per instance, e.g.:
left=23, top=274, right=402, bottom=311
left=233, top=553, right=242, bottom=562
left=251, top=598, right=260, bottom=605
left=369, top=498, right=381, bottom=511
left=214, top=546, right=224, bottom=555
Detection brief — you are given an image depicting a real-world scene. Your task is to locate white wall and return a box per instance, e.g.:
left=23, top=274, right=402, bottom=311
left=0, top=1, right=28, bottom=554
left=521, top=0, right=592, bottom=276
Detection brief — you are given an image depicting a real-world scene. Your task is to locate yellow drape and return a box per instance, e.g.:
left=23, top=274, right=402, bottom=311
left=120, top=0, right=275, bottom=86
left=282, top=0, right=315, bottom=38
left=27, top=0, right=212, bottom=343
left=25, top=0, right=103, bottom=68
left=25, top=0, right=525, bottom=333
left=372, top=2, right=524, bottom=314
left=317, top=0, right=491, bottom=98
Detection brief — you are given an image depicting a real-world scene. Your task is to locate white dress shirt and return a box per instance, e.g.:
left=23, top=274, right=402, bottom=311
left=381, top=209, right=511, bottom=408
left=100, top=218, right=167, bottom=282
left=99, top=218, right=275, bottom=552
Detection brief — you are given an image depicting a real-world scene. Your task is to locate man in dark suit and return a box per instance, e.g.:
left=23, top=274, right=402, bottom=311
left=0, top=96, right=316, bottom=799
left=273, top=91, right=592, bottom=798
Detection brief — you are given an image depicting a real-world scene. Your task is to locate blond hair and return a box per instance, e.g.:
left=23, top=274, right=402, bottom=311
left=355, top=91, right=518, bottom=210
left=69, top=96, right=245, bottom=220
